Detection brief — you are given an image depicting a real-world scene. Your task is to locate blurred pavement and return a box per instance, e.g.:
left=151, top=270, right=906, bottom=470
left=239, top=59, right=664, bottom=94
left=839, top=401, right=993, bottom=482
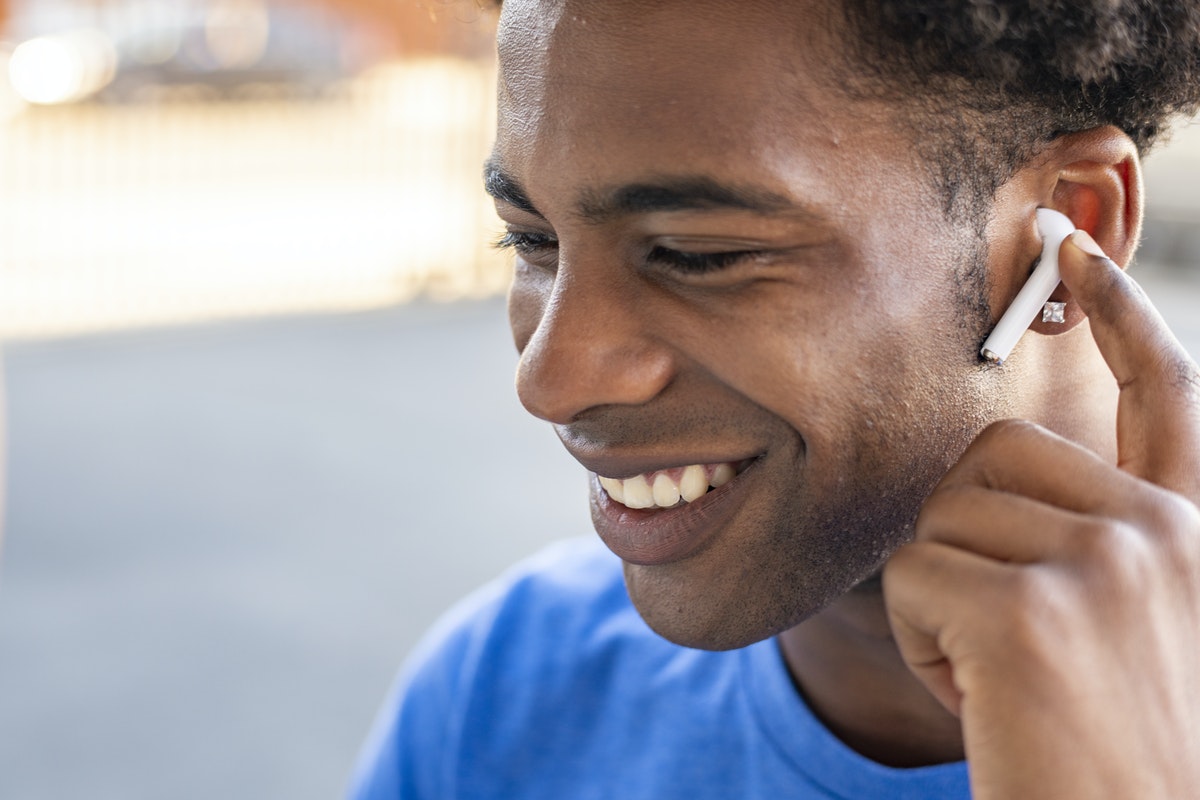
left=0, top=299, right=589, bottom=799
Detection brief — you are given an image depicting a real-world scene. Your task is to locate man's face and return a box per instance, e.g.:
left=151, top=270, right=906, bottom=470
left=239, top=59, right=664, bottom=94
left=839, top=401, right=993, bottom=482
left=491, top=0, right=1011, bottom=649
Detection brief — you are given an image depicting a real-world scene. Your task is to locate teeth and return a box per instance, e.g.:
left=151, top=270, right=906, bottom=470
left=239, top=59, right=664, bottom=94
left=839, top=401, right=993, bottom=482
left=710, top=463, right=735, bottom=488
left=598, top=462, right=742, bottom=510
left=679, top=465, right=708, bottom=502
left=598, top=476, right=625, bottom=505
left=652, top=473, right=681, bottom=507
left=622, top=474, right=655, bottom=509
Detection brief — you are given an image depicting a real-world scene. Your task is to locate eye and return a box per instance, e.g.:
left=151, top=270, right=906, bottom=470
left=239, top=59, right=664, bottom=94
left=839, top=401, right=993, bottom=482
left=494, top=230, right=559, bottom=257
left=647, top=245, right=764, bottom=274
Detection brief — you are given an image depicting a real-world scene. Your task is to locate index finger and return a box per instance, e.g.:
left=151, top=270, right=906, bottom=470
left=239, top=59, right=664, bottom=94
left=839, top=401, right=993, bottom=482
left=1058, top=229, right=1200, bottom=496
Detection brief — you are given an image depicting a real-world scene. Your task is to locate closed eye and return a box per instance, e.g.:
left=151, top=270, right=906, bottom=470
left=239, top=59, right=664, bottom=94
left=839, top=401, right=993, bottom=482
left=495, top=231, right=763, bottom=274
left=494, top=230, right=558, bottom=255
left=647, top=246, right=764, bottom=273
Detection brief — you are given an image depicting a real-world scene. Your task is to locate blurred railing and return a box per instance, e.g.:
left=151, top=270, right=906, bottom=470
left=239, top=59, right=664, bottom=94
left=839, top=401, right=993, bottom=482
left=0, top=0, right=1194, bottom=341
left=0, top=57, right=506, bottom=339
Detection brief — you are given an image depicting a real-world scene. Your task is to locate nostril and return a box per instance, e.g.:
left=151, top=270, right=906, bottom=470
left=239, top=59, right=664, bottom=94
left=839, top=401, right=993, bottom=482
left=515, top=348, right=568, bottom=423
left=515, top=332, right=675, bottom=424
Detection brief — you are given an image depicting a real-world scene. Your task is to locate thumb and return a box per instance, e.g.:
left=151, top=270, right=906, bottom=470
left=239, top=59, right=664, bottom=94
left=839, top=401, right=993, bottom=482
left=1059, top=229, right=1200, bottom=491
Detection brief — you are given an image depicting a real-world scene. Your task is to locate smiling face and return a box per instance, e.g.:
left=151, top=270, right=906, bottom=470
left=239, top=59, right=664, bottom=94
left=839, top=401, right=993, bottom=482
left=491, top=0, right=1015, bottom=649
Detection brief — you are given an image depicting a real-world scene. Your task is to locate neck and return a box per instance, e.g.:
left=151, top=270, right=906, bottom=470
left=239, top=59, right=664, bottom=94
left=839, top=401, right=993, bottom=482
left=777, top=582, right=965, bottom=768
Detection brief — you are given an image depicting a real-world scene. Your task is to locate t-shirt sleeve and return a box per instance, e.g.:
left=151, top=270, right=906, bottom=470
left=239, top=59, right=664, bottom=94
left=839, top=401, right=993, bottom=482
left=345, top=538, right=624, bottom=800
left=345, top=579, right=505, bottom=800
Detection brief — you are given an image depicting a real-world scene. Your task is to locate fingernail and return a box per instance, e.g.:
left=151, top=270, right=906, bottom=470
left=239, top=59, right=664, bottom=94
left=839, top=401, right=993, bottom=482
left=1069, top=229, right=1108, bottom=259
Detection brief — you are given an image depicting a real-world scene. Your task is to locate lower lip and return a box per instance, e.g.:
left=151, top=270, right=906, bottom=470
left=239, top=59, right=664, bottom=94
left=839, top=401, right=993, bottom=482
left=589, top=460, right=760, bottom=566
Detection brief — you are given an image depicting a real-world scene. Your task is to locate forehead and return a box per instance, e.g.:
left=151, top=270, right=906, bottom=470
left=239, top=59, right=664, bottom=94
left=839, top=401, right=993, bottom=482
left=497, top=0, right=832, bottom=104
left=493, top=0, right=874, bottom=193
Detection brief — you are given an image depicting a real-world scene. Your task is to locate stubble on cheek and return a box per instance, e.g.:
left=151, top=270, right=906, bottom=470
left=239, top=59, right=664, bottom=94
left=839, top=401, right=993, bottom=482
left=780, top=384, right=985, bottom=607
left=621, top=239, right=1000, bottom=649
left=621, top=388, right=984, bottom=653
left=759, top=303, right=1000, bottom=633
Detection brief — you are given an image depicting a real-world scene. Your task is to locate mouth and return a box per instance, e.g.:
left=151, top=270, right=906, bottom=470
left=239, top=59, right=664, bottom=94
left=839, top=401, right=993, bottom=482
left=596, top=461, right=744, bottom=510
left=588, top=457, right=761, bottom=566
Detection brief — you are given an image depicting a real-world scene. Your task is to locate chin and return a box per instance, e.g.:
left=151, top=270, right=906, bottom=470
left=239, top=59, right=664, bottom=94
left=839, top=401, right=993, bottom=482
left=618, top=505, right=918, bottom=651
left=633, top=600, right=779, bottom=652
left=620, top=555, right=859, bottom=652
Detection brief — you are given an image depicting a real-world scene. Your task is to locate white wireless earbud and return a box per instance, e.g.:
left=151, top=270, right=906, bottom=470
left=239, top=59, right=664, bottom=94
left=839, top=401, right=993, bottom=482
left=980, top=208, right=1076, bottom=364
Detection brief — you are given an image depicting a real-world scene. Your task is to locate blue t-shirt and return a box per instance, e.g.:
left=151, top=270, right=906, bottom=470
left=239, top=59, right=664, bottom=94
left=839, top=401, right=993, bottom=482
left=349, top=538, right=970, bottom=799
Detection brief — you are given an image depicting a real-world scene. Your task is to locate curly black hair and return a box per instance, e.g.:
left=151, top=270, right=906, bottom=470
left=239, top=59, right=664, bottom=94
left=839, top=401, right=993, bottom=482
left=840, top=0, right=1200, bottom=221
left=488, top=0, right=1200, bottom=224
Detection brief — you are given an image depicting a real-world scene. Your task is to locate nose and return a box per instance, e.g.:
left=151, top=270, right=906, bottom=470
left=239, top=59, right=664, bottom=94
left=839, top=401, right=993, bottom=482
left=514, top=267, right=674, bottom=424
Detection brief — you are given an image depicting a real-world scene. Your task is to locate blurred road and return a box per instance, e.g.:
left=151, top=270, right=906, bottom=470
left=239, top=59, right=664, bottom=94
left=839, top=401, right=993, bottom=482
left=1, top=265, right=1199, bottom=799
left=0, top=299, right=588, bottom=800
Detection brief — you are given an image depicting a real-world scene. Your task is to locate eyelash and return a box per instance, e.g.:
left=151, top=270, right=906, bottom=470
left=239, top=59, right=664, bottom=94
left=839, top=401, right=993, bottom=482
left=494, top=231, right=556, bottom=255
left=494, top=231, right=763, bottom=274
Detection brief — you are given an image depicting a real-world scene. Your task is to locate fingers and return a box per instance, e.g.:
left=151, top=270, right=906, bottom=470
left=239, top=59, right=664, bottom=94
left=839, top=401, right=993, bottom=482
left=936, top=418, right=1154, bottom=523
left=916, top=481, right=1101, bottom=564
left=883, top=541, right=1022, bottom=716
left=885, top=232, right=1200, bottom=796
left=1059, top=230, right=1200, bottom=496
left=924, top=419, right=1198, bottom=572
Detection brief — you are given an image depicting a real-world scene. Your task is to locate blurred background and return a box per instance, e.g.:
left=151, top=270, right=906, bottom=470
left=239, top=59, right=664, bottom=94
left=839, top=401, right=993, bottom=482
left=0, top=1, right=1197, bottom=797
left=0, top=0, right=505, bottom=339
left=0, top=1, right=588, bottom=798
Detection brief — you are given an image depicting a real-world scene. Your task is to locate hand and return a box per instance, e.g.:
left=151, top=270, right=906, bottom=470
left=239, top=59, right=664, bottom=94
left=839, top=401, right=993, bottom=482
left=883, top=231, right=1200, bottom=799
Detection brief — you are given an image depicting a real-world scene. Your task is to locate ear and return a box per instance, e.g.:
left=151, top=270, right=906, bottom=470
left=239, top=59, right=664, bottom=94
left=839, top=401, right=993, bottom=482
left=986, top=125, right=1142, bottom=337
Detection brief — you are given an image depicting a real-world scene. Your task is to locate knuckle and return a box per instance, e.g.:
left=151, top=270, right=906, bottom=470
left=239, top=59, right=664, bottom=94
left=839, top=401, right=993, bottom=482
left=1170, top=357, right=1200, bottom=401
left=1148, top=489, right=1200, bottom=531
left=1074, top=516, right=1133, bottom=555
left=991, top=568, right=1067, bottom=662
left=1145, top=343, right=1200, bottom=404
left=1066, top=498, right=1200, bottom=593
left=1071, top=517, right=1155, bottom=587
left=1003, top=567, right=1050, bottom=612
left=1171, top=357, right=1200, bottom=393
left=1144, top=490, right=1200, bottom=567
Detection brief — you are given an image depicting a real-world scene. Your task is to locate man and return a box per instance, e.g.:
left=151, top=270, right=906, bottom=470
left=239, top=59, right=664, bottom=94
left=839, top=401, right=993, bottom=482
left=352, top=1, right=1200, bottom=796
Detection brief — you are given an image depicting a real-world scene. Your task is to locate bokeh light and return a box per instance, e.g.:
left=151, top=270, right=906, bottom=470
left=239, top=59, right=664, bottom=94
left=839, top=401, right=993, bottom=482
left=9, top=31, right=117, bottom=105
left=204, top=0, right=270, bottom=70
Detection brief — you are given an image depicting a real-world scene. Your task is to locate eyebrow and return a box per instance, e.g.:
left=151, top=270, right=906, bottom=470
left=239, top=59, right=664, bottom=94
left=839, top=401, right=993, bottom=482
left=577, top=177, right=798, bottom=222
left=483, top=160, right=543, bottom=217
left=483, top=160, right=810, bottom=223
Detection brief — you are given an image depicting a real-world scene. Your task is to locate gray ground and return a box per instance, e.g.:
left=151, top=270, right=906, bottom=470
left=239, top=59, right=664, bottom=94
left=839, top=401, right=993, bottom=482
left=0, top=300, right=588, bottom=799
left=2, top=266, right=1199, bottom=800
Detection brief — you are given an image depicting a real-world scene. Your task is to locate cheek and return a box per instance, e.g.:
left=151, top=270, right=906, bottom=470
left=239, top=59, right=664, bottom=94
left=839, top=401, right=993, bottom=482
left=737, top=271, right=975, bottom=467
left=700, top=275, right=919, bottom=422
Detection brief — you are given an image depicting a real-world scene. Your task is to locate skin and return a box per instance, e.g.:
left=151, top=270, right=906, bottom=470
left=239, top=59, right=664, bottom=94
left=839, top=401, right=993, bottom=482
left=491, top=0, right=1200, bottom=793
